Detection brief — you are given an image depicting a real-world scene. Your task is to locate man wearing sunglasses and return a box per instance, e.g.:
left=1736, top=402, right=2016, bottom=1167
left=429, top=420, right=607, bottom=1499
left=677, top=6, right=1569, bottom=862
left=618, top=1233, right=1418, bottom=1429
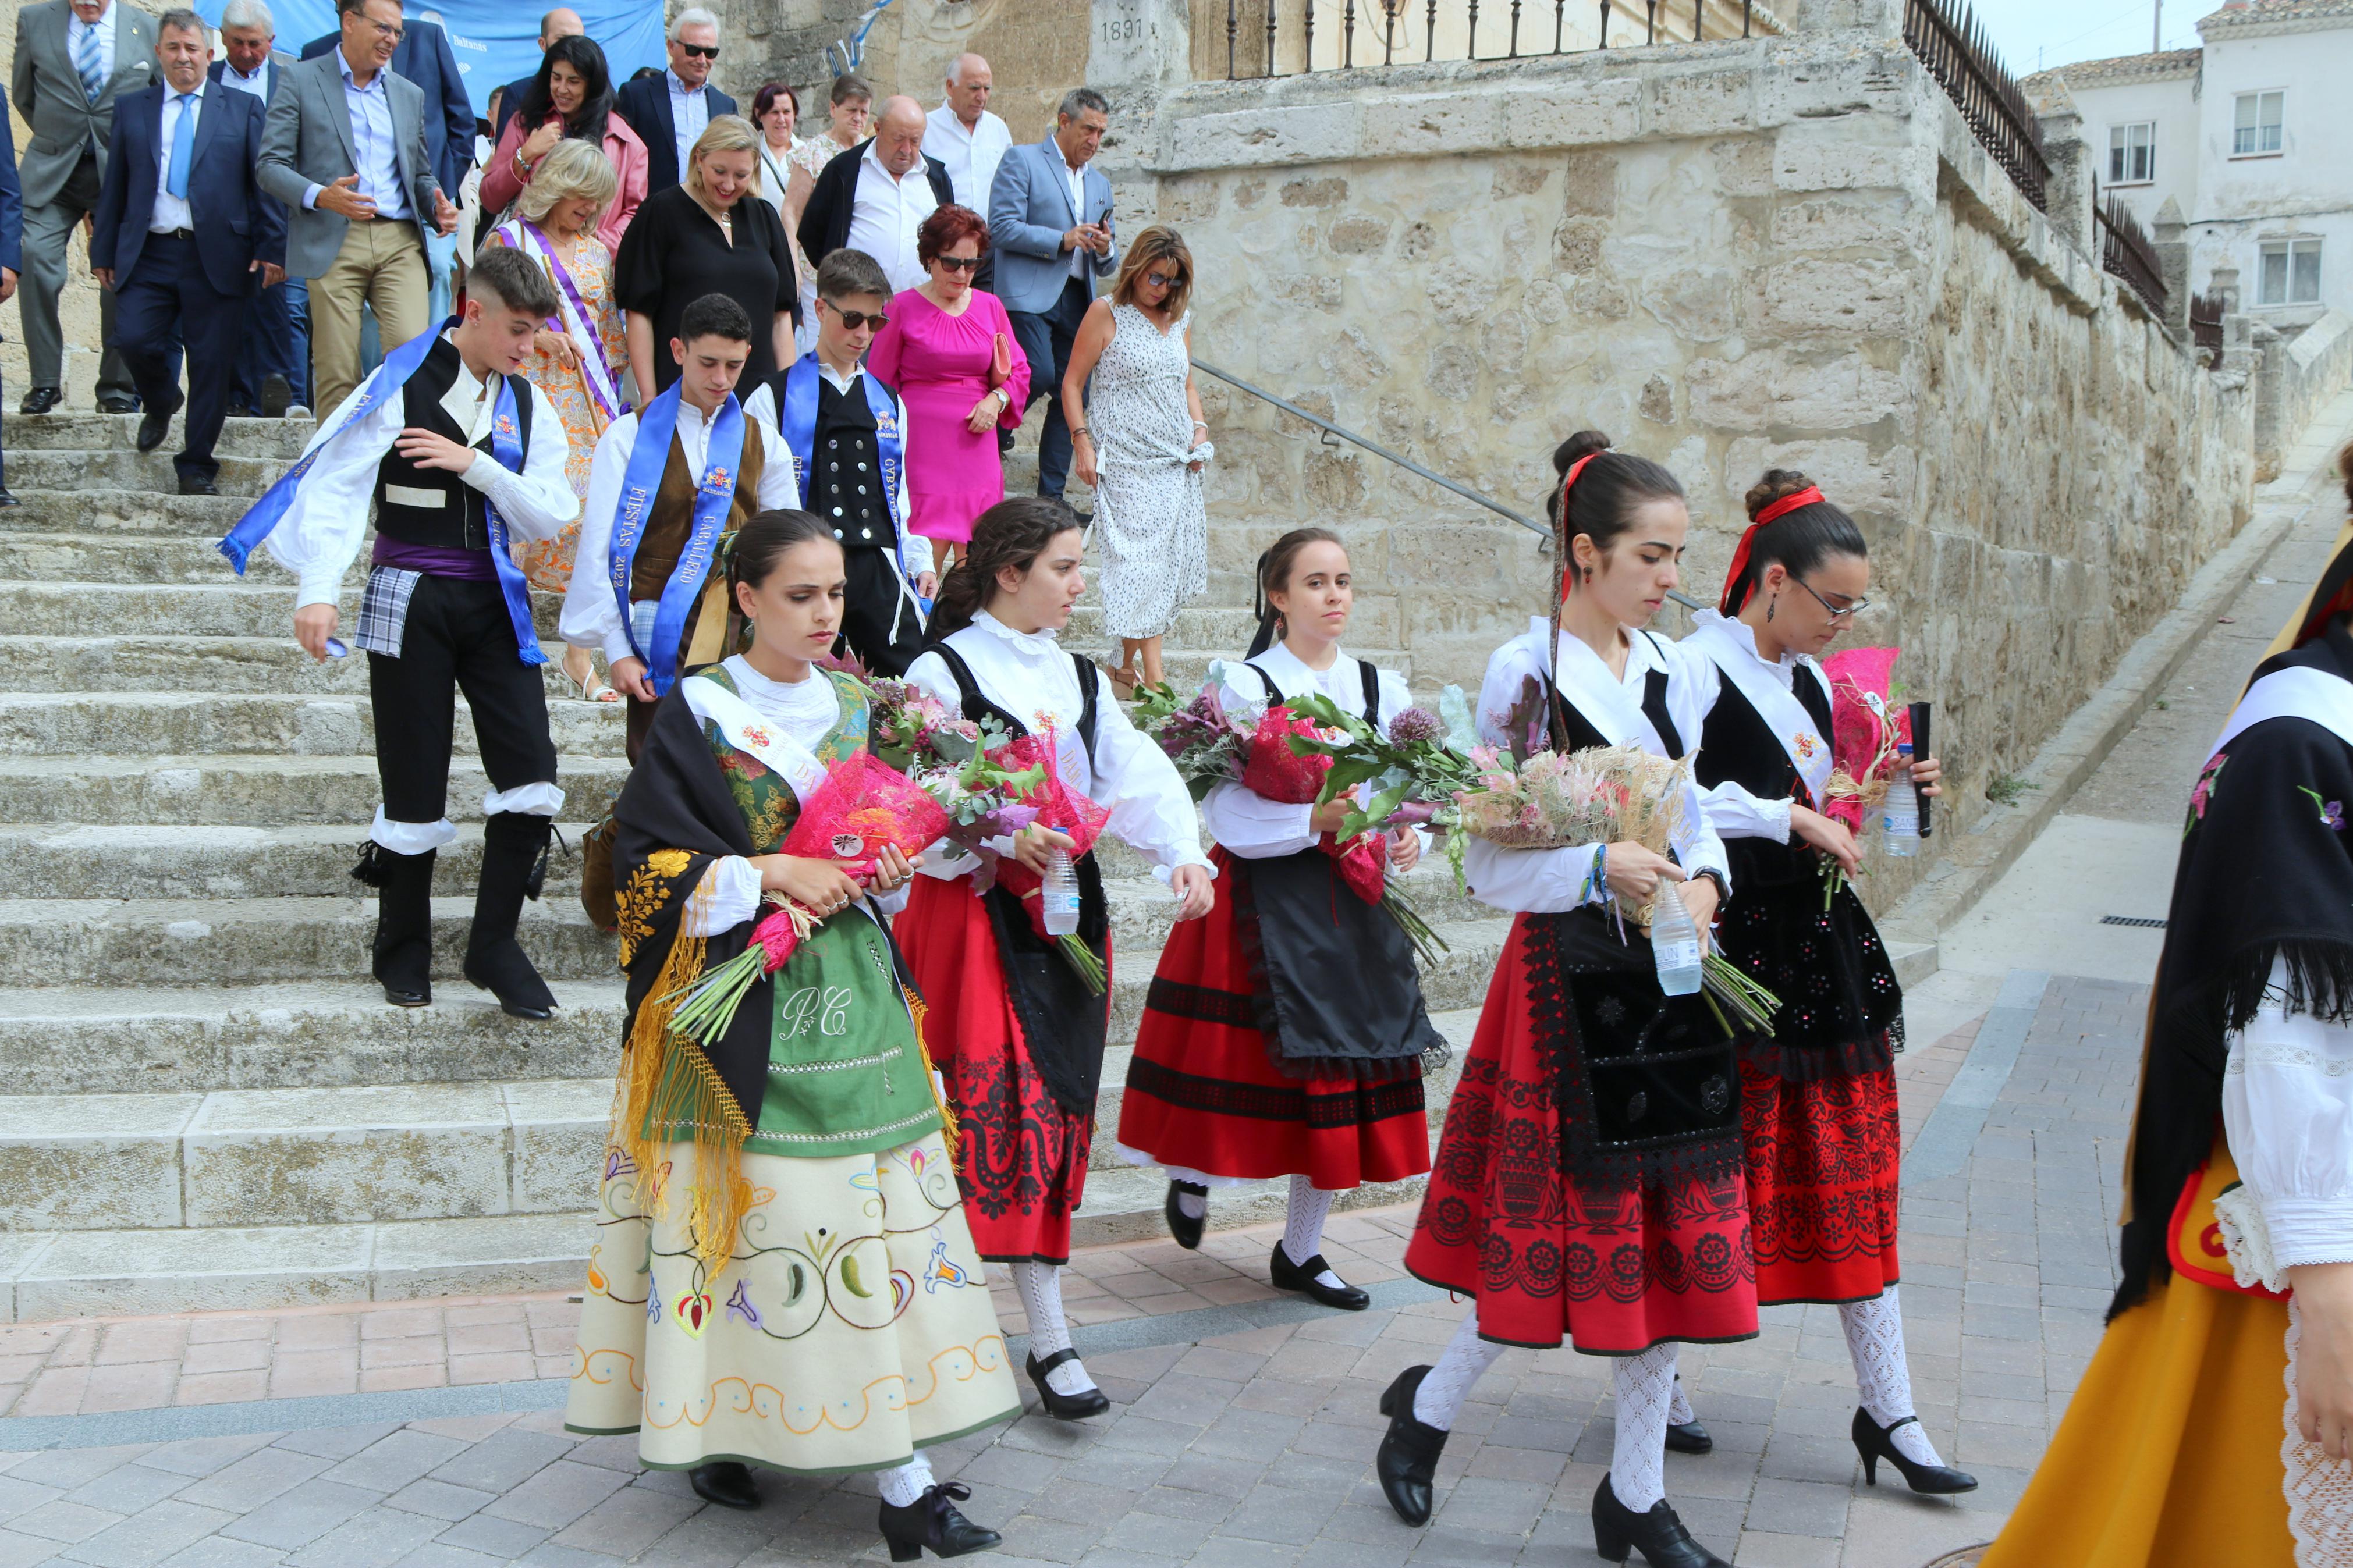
left=744, top=247, right=932, bottom=676
left=613, top=8, right=736, bottom=195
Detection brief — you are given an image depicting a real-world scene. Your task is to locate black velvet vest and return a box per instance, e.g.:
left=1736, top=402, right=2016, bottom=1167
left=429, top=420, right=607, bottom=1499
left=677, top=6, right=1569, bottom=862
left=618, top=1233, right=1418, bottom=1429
left=373, top=340, right=535, bottom=552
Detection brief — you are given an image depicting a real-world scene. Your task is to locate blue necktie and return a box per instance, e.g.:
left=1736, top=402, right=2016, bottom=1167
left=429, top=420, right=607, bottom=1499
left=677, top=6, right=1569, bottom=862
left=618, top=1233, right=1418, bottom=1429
left=165, top=94, right=194, bottom=200
left=73, top=23, right=103, bottom=104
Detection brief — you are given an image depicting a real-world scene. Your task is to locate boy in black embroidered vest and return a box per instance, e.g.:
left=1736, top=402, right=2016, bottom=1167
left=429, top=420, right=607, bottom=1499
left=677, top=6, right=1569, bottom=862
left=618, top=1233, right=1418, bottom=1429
left=743, top=248, right=934, bottom=677
left=563, top=292, right=797, bottom=762
left=237, top=245, right=583, bottom=1016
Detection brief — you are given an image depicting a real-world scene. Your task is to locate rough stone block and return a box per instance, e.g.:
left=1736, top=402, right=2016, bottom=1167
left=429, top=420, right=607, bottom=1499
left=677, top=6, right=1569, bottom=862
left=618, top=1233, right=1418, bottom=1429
left=0, top=1093, right=197, bottom=1230
left=1759, top=257, right=1912, bottom=336
left=184, top=1086, right=511, bottom=1227
left=1646, top=69, right=1756, bottom=137
left=1769, top=195, right=1922, bottom=253
left=1368, top=92, right=1500, bottom=159
left=1773, top=129, right=1932, bottom=195
left=1641, top=266, right=1741, bottom=341
left=1685, top=349, right=1910, bottom=435
left=1501, top=79, right=1641, bottom=150
left=1166, top=103, right=1362, bottom=170
left=13, top=1224, right=374, bottom=1320
left=505, top=1080, right=615, bottom=1216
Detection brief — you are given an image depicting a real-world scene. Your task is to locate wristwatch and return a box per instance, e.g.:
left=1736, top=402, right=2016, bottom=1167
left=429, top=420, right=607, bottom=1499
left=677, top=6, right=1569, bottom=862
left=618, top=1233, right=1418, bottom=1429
left=1688, top=867, right=1729, bottom=906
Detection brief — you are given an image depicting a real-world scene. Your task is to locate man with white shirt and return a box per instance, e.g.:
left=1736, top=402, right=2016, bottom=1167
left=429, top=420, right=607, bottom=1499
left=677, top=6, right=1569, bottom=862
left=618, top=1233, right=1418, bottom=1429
left=211, top=0, right=303, bottom=419
left=218, top=247, right=579, bottom=1018
left=923, top=55, right=1010, bottom=293
left=797, top=95, right=952, bottom=296
left=612, top=8, right=736, bottom=195
left=564, top=291, right=797, bottom=762
left=90, top=10, right=283, bottom=495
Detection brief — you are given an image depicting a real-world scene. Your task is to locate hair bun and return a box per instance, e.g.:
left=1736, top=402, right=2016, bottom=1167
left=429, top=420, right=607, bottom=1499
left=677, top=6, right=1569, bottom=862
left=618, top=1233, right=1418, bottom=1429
left=1553, top=430, right=1613, bottom=477
left=1743, top=468, right=1815, bottom=523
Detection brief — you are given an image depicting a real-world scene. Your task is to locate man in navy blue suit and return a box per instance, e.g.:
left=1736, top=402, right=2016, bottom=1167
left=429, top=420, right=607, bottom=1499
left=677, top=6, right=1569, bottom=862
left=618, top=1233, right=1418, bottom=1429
left=612, top=8, right=734, bottom=194
left=0, top=83, right=24, bottom=506
left=93, top=9, right=284, bottom=495
left=211, top=0, right=299, bottom=418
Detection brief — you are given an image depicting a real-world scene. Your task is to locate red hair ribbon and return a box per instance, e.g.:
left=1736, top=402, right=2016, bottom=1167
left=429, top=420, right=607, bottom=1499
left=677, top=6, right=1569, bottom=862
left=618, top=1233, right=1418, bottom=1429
left=1718, top=484, right=1825, bottom=614
left=1556, top=452, right=1600, bottom=600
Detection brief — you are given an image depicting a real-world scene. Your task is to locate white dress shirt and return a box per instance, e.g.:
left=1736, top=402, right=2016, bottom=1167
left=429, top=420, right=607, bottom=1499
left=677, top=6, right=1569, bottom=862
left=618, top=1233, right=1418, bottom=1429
left=1199, top=643, right=1414, bottom=859
left=221, top=58, right=270, bottom=101
left=561, top=399, right=799, bottom=667
left=742, top=368, right=930, bottom=580
left=922, top=102, right=1012, bottom=215
left=844, top=143, right=939, bottom=295
left=904, top=611, right=1213, bottom=885
left=66, top=1, right=115, bottom=91
left=1063, top=154, right=1091, bottom=279
left=667, top=70, right=708, bottom=183
left=149, top=80, right=203, bottom=233
left=264, top=337, right=579, bottom=608
left=1461, top=617, right=1730, bottom=915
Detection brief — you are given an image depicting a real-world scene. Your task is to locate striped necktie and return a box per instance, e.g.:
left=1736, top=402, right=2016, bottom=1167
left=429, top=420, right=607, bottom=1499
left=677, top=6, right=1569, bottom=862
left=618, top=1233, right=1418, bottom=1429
left=72, top=22, right=104, bottom=104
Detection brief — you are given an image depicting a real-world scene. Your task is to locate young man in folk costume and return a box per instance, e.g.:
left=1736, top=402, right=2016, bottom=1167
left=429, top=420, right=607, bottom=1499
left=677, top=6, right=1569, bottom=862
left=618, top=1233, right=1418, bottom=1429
left=743, top=246, right=936, bottom=677
left=562, top=291, right=797, bottom=763
left=1985, top=450, right=2353, bottom=1566
left=220, top=244, right=580, bottom=1018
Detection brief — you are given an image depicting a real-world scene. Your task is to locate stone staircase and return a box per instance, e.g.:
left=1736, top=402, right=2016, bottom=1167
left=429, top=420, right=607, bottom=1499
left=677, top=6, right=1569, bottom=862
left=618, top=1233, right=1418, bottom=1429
left=0, top=414, right=1516, bottom=1324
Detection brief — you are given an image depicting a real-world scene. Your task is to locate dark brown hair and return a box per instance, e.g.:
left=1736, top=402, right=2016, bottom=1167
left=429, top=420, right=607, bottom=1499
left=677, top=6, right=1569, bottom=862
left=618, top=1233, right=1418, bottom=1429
left=1548, top=430, right=1685, bottom=603
left=468, top=243, right=561, bottom=319
left=927, top=497, right=1085, bottom=641
left=1247, top=527, right=1344, bottom=657
left=1112, top=226, right=1194, bottom=323
left=1722, top=468, right=1868, bottom=614
left=726, top=510, right=839, bottom=600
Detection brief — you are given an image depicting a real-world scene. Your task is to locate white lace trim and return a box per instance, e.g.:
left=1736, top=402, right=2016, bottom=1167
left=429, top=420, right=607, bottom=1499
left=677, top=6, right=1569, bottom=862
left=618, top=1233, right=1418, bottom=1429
left=2217, top=1185, right=2290, bottom=1293
left=2230, top=1045, right=2353, bottom=1078
left=2285, top=1297, right=2353, bottom=1567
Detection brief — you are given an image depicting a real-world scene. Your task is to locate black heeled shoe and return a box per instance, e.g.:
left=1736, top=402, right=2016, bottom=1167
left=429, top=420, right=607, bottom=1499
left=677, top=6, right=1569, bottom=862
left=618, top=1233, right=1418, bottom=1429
left=1591, top=1474, right=1729, bottom=1567
left=1664, top=1375, right=1712, bottom=1454
left=1374, top=1364, right=1447, bottom=1526
left=1165, top=1179, right=1207, bottom=1250
left=1025, top=1347, right=1109, bottom=1420
left=1269, top=1240, right=1369, bottom=1311
left=879, top=1481, right=1000, bottom=1561
left=1851, top=1408, right=1978, bottom=1494
left=687, top=1460, right=760, bottom=1510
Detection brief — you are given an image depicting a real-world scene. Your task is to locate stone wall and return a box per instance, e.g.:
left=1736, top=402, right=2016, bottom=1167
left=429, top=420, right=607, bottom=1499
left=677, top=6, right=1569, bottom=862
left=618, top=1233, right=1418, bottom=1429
left=2256, top=309, right=2353, bottom=479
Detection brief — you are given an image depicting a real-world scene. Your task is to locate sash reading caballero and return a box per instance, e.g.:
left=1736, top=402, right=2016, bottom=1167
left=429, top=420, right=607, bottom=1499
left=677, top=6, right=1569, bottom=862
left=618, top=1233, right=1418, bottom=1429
left=218, top=316, right=545, bottom=666
left=608, top=382, right=747, bottom=696
left=777, top=352, right=904, bottom=529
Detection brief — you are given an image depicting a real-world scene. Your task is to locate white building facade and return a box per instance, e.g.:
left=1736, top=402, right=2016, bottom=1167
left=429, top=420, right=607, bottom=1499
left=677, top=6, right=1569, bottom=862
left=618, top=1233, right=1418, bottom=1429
left=2028, top=0, right=2353, bottom=332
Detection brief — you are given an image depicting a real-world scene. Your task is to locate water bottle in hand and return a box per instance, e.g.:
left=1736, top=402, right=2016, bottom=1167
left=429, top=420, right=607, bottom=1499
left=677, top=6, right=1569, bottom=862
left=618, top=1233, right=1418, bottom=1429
left=1041, top=845, right=1082, bottom=936
left=1883, top=742, right=1919, bottom=859
left=1650, top=883, right=1703, bottom=997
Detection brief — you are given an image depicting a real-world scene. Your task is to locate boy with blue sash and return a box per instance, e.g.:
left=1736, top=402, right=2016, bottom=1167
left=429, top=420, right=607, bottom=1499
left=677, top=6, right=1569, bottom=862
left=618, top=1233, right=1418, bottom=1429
left=743, top=248, right=934, bottom=677
left=217, top=246, right=581, bottom=1017
left=562, top=292, right=797, bottom=763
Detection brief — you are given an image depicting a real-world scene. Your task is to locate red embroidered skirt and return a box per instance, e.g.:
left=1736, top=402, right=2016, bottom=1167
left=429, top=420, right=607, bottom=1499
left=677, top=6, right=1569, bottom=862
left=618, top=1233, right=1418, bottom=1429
left=1404, top=914, right=1759, bottom=1354
left=897, top=874, right=1093, bottom=1265
left=1740, top=1051, right=1902, bottom=1304
left=1116, top=852, right=1430, bottom=1190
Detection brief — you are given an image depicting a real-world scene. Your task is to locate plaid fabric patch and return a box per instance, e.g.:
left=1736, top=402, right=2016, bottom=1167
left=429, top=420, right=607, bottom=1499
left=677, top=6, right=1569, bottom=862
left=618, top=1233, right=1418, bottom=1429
left=629, top=599, right=658, bottom=659
left=353, top=567, right=423, bottom=657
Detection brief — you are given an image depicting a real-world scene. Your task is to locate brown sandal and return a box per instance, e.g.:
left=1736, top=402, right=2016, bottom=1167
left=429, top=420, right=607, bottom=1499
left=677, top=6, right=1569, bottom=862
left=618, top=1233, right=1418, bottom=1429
left=1099, top=662, right=1141, bottom=698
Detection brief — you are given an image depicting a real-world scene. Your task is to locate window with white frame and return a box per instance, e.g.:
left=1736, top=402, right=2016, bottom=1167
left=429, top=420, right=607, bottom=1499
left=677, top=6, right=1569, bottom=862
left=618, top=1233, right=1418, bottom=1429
left=2110, top=122, right=2156, bottom=184
left=2234, top=90, right=2285, bottom=156
left=2259, top=239, right=2323, bottom=306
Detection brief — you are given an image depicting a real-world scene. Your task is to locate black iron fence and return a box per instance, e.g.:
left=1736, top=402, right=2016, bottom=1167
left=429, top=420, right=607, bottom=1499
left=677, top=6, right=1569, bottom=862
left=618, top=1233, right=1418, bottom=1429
left=1215, top=0, right=1758, bottom=79
left=2189, top=290, right=2225, bottom=358
left=1903, top=0, right=2049, bottom=212
left=2093, top=186, right=2167, bottom=316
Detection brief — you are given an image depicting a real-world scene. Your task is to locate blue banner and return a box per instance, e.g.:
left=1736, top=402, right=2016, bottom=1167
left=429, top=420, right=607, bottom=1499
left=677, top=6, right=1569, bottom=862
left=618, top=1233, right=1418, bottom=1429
left=193, top=0, right=666, bottom=118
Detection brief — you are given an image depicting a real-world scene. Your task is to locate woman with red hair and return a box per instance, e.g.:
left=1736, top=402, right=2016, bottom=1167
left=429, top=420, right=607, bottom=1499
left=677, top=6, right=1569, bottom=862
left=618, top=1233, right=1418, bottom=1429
left=865, top=204, right=1030, bottom=570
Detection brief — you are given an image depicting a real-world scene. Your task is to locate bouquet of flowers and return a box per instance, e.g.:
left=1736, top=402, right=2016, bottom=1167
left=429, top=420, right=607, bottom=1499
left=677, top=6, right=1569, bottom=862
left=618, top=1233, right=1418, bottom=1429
left=1815, top=646, right=1917, bottom=906
left=981, top=726, right=1113, bottom=995
left=1134, top=678, right=1254, bottom=801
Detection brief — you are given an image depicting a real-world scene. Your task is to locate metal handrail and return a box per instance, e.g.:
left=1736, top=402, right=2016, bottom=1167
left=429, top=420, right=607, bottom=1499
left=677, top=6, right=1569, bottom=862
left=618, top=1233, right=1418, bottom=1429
left=1191, top=357, right=1704, bottom=611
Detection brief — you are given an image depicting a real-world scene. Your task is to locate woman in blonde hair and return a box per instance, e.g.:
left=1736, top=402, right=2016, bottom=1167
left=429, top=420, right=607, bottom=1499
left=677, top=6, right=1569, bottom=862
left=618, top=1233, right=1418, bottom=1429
left=615, top=115, right=800, bottom=403
left=484, top=140, right=633, bottom=701
left=1062, top=226, right=1210, bottom=695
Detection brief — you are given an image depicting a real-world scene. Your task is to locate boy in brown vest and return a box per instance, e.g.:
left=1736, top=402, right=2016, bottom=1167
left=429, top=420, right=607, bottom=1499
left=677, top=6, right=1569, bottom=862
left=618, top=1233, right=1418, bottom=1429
left=563, top=293, right=796, bottom=760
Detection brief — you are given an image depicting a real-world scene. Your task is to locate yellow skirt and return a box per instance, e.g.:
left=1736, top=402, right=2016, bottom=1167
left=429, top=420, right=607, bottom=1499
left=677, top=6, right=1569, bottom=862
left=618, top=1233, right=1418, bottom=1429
left=562, top=1130, right=1020, bottom=1475
left=1982, top=1271, right=2294, bottom=1567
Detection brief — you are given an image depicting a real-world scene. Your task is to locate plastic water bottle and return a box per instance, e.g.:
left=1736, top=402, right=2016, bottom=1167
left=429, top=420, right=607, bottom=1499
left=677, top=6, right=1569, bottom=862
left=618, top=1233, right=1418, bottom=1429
left=1650, top=884, right=1703, bottom=997
left=1041, top=845, right=1082, bottom=936
left=1883, top=743, right=1919, bottom=858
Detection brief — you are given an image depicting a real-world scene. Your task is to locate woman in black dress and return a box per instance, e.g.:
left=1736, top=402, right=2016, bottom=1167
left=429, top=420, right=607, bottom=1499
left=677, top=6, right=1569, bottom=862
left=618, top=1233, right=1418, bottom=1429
left=617, top=115, right=799, bottom=402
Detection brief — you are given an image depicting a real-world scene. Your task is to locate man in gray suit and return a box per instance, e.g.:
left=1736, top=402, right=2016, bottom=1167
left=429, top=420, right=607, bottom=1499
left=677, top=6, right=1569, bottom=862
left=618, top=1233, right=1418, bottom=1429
left=12, top=0, right=157, bottom=413
left=257, top=0, right=456, bottom=420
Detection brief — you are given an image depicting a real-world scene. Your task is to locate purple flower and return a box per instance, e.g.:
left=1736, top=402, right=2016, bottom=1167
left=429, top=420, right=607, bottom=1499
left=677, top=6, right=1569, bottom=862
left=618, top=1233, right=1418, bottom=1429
left=725, top=1278, right=761, bottom=1328
left=1389, top=707, right=1442, bottom=746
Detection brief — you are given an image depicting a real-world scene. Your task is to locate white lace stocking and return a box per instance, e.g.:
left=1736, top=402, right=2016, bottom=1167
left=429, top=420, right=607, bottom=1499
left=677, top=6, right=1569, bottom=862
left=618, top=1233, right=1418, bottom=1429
left=1610, top=1343, right=1679, bottom=1512
left=877, top=1455, right=934, bottom=1509
left=1284, top=1176, right=1345, bottom=1289
left=2284, top=1296, right=2353, bottom=1566
left=1666, top=1363, right=1696, bottom=1427
left=1412, top=1309, right=1504, bottom=1431
left=1839, top=1288, right=1942, bottom=1467
left=1010, top=1260, right=1097, bottom=1398
left=1174, top=1182, right=1207, bottom=1221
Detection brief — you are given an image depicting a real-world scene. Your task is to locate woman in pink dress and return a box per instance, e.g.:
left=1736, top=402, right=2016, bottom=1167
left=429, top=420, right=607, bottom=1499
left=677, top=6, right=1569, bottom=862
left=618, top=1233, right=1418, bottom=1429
left=865, top=205, right=1031, bottom=568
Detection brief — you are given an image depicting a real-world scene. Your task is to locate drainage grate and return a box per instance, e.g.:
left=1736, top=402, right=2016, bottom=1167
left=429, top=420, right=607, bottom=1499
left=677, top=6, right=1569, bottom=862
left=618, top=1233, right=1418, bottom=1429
left=2100, top=915, right=2168, bottom=929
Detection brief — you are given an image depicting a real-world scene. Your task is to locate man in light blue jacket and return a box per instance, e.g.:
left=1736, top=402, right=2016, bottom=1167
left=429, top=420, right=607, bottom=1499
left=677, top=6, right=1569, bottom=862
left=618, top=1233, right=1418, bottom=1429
left=986, top=87, right=1116, bottom=502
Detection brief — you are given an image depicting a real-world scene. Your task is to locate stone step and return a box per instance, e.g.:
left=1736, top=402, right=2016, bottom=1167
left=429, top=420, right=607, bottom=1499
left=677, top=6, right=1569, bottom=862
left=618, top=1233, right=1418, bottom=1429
left=0, top=894, right=625, bottom=987
left=1062, top=596, right=1404, bottom=651
left=0, top=752, right=632, bottom=826
left=0, top=488, right=254, bottom=538
left=0, top=579, right=572, bottom=639
left=0, top=1211, right=588, bottom=1322
left=0, top=531, right=307, bottom=585
left=0, top=822, right=600, bottom=900
left=0, top=1078, right=611, bottom=1233
left=0, top=691, right=628, bottom=757
left=0, top=634, right=599, bottom=696
left=4, top=410, right=315, bottom=457
left=2, top=448, right=274, bottom=496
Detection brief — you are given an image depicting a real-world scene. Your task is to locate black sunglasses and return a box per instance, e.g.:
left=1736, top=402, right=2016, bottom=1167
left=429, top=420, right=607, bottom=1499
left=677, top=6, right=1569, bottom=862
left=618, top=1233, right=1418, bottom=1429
left=935, top=255, right=982, bottom=273
left=678, top=42, right=718, bottom=59
left=1144, top=269, right=1184, bottom=289
left=821, top=301, right=887, bottom=331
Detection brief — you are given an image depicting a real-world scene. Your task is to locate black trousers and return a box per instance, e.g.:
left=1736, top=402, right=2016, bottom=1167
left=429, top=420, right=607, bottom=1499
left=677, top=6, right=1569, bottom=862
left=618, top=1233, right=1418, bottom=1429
left=368, top=574, right=558, bottom=826
left=840, top=545, right=928, bottom=678
left=233, top=275, right=306, bottom=410
left=1007, top=274, right=1095, bottom=501
left=114, top=233, right=244, bottom=481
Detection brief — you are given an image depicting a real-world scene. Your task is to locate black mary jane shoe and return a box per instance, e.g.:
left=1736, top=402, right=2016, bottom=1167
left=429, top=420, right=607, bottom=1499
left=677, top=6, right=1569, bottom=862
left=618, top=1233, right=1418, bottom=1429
left=1665, top=1418, right=1713, bottom=1455
left=880, top=1481, right=1000, bottom=1562
left=1591, top=1474, right=1729, bottom=1567
left=1165, top=1179, right=1208, bottom=1250
left=1269, top=1240, right=1369, bottom=1311
left=1374, top=1364, right=1448, bottom=1526
left=1852, top=1408, right=1978, bottom=1495
left=1025, top=1347, right=1109, bottom=1421
left=687, top=1460, right=761, bottom=1510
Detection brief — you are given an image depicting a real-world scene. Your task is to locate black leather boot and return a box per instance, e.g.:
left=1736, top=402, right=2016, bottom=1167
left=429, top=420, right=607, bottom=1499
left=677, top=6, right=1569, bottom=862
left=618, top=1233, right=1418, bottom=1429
left=354, top=842, right=435, bottom=1007
left=878, top=1481, right=1000, bottom=1560
left=1591, top=1474, right=1729, bottom=1567
left=687, top=1460, right=760, bottom=1509
left=463, top=813, right=558, bottom=1019
left=1374, top=1364, right=1448, bottom=1526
